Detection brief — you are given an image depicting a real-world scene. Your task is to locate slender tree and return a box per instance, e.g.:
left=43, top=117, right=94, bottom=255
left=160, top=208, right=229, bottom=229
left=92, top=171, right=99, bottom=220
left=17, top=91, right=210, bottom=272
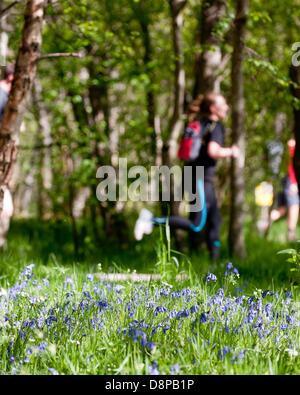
left=228, top=0, right=249, bottom=259
left=129, top=0, right=156, bottom=156
left=166, top=0, right=186, bottom=163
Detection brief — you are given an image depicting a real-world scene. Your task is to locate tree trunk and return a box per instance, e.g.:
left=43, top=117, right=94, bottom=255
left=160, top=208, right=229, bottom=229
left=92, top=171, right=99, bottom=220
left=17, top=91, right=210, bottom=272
left=290, top=64, right=300, bottom=190
left=167, top=0, right=186, bottom=164
left=165, top=0, right=186, bottom=249
left=228, top=0, right=249, bottom=259
left=190, top=1, right=227, bottom=252
left=193, top=0, right=227, bottom=98
left=0, top=0, right=45, bottom=246
left=139, top=17, right=156, bottom=158
left=14, top=133, right=39, bottom=218
left=33, top=76, right=53, bottom=219
left=87, top=57, right=122, bottom=241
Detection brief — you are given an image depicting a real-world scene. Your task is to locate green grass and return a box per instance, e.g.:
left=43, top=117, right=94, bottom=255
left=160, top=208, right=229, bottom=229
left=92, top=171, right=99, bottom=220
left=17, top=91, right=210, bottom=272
left=0, top=218, right=299, bottom=375
left=1, top=217, right=295, bottom=286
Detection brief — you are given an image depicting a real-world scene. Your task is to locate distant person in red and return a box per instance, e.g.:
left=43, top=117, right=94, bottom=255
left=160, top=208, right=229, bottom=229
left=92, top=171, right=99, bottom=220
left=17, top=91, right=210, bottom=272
left=269, top=138, right=299, bottom=241
left=0, top=64, right=15, bottom=248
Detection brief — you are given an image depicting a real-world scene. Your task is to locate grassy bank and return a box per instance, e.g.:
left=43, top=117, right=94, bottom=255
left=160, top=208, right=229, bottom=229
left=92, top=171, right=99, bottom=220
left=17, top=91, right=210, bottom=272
left=0, top=219, right=299, bottom=375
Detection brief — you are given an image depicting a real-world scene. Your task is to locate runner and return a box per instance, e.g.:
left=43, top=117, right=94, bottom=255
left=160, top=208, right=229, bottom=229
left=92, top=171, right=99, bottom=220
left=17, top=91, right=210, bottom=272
left=269, top=138, right=299, bottom=241
left=134, top=93, right=240, bottom=260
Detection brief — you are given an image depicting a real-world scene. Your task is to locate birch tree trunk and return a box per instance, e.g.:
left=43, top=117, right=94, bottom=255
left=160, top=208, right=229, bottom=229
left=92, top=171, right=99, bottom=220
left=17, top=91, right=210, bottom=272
left=228, top=0, right=249, bottom=259
left=0, top=0, right=45, bottom=246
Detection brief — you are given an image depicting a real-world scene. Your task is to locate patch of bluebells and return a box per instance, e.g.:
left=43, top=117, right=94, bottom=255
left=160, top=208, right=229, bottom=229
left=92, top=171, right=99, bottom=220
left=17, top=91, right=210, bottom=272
left=0, top=264, right=300, bottom=374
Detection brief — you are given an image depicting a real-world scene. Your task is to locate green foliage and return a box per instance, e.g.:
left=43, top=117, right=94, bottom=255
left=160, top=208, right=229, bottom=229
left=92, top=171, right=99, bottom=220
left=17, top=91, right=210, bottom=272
left=155, top=221, right=188, bottom=283
left=278, top=243, right=300, bottom=287
left=4, top=0, right=300, bottom=261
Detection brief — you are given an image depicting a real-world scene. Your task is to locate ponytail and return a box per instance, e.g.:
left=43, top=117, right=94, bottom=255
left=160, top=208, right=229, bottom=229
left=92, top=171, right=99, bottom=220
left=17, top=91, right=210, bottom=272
left=187, top=93, right=222, bottom=121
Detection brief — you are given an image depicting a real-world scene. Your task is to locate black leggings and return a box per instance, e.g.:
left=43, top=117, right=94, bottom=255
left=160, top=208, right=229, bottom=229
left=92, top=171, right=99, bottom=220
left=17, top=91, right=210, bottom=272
left=153, top=180, right=221, bottom=258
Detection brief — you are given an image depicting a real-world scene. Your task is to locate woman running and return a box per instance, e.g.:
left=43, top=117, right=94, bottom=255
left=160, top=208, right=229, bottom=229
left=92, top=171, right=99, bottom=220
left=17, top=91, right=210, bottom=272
left=134, top=93, right=239, bottom=260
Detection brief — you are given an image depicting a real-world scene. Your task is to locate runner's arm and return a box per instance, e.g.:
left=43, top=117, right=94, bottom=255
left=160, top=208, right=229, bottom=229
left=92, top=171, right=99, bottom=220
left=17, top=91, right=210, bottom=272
left=207, top=141, right=239, bottom=159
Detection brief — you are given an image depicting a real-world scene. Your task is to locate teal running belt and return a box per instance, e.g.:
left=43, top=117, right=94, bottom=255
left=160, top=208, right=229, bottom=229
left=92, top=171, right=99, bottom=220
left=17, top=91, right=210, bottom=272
left=190, top=178, right=207, bottom=233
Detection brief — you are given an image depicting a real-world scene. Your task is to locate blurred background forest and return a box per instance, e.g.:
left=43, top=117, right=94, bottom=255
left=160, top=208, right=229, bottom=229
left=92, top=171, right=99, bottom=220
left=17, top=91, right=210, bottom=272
left=1, top=0, right=300, bottom=274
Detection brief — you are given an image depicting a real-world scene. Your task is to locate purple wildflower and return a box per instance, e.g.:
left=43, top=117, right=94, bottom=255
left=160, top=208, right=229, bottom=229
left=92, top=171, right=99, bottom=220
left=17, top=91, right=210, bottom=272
left=149, top=362, right=159, bottom=375
left=48, top=368, right=58, bottom=375
left=206, top=273, right=217, bottom=283
left=170, top=364, right=180, bottom=374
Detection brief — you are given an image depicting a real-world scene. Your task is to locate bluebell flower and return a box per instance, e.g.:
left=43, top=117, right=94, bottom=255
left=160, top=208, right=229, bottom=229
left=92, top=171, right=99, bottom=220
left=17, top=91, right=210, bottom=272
left=199, top=313, right=208, bottom=323
left=170, top=364, right=180, bottom=374
left=247, top=312, right=256, bottom=324
left=98, top=300, right=108, bottom=311
left=280, top=323, right=288, bottom=331
left=11, top=367, right=18, bottom=375
left=141, top=336, right=146, bottom=348
left=190, top=305, right=199, bottom=314
left=231, top=350, right=247, bottom=363
left=176, top=309, right=189, bottom=319
left=206, top=273, right=217, bottom=283
left=64, top=278, right=74, bottom=289
left=26, top=348, right=33, bottom=356
left=158, top=288, right=170, bottom=297
left=149, top=362, right=159, bottom=375
left=39, top=342, right=48, bottom=351
left=218, top=346, right=231, bottom=360
left=48, top=368, right=58, bottom=375
left=155, top=306, right=167, bottom=313
left=146, top=342, right=155, bottom=350
left=86, top=274, right=94, bottom=282
left=19, top=330, right=26, bottom=340
left=43, top=279, right=50, bottom=287
left=163, top=325, right=171, bottom=334
left=235, top=296, right=245, bottom=305
left=248, top=296, right=255, bottom=305
left=169, top=309, right=177, bottom=319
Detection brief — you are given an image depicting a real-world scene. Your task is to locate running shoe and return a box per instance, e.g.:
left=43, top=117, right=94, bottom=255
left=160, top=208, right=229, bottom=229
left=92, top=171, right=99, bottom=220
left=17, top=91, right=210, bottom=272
left=134, top=208, right=154, bottom=241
